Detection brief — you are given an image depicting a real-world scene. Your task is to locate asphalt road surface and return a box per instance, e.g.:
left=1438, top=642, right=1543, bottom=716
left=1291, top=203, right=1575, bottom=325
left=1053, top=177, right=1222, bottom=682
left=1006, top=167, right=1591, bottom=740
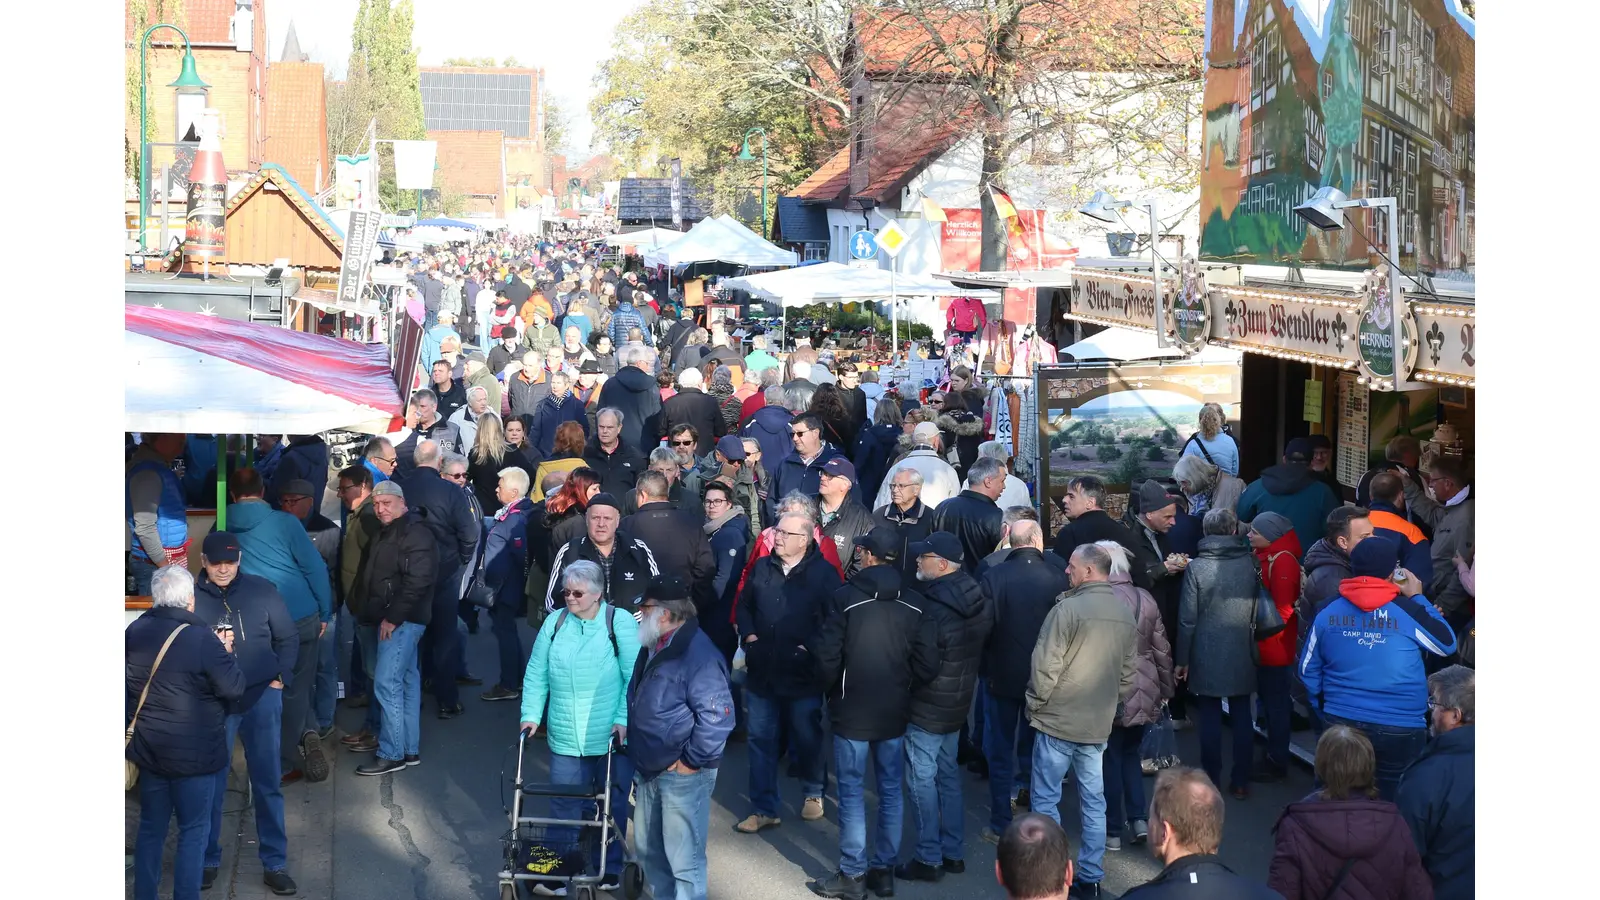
left=136, top=615, right=1312, bottom=900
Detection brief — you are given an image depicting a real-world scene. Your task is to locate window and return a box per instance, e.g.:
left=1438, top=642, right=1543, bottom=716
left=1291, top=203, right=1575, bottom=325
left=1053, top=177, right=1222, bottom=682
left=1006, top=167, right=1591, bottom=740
left=804, top=243, right=828, bottom=262
left=1323, top=70, right=1334, bottom=100
left=1265, top=183, right=1278, bottom=213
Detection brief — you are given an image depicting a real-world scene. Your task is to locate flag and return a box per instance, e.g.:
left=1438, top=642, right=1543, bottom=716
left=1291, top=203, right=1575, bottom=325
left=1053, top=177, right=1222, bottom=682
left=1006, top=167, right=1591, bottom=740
left=921, top=196, right=947, bottom=222
left=989, top=186, right=1019, bottom=220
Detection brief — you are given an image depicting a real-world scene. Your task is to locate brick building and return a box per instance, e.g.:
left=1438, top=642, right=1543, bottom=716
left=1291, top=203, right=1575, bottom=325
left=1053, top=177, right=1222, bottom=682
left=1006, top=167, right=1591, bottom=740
left=264, top=52, right=327, bottom=191
left=429, top=130, right=507, bottom=216
left=127, top=0, right=269, bottom=177
left=420, top=66, right=550, bottom=212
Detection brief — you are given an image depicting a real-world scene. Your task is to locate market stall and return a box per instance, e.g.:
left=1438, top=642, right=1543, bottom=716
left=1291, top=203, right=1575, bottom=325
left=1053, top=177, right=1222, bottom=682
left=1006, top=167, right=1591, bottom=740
left=642, top=214, right=798, bottom=274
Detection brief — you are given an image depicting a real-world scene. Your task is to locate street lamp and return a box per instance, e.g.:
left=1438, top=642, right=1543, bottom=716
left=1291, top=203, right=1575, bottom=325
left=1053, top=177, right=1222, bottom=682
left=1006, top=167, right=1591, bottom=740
left=139, top=24, right=208, bottom=251
left=738, top=127, right=768, bottom=238
left=1293, top=185, right=1413, bottom=388
left=1078, top=189, right=1168, bottom=347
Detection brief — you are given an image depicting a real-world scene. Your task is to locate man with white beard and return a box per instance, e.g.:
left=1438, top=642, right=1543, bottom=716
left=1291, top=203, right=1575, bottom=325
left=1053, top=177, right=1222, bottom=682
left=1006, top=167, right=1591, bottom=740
left=625, top=575, right=736, bottom=900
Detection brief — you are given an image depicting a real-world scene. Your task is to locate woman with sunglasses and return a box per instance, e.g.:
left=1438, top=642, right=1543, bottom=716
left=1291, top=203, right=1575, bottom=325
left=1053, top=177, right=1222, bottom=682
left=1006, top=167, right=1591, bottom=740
left=519, top=559, right=642, bottom=892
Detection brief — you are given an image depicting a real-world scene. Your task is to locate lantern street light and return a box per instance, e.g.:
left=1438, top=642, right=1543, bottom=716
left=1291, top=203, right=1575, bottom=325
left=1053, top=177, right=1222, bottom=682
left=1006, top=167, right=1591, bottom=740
left=138, top=24, right=209, bottom=251
left=1078, top=190, right=1168, bottom=347
left=738, top=127, right=769, bottom=238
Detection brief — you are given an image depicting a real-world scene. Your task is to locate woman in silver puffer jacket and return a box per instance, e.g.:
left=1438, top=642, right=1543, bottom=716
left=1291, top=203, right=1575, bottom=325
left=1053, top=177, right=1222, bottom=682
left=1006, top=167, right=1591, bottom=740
left=1097, top=540, right=1174, bottom=849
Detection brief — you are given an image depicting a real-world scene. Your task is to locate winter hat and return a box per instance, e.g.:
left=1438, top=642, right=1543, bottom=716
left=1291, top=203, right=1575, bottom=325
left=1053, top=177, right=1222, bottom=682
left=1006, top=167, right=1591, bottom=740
left=1248, top=512, right=1294, bottom=545
left=1284, top=437, right=1315, bottom=462
left=1349, top=536, right=1401, bottom=579
left=1135, top=480, right=1177, bottom=515
left=586, top=492, right=622, bottom=513
left=372, top=481, right=406, bottom=499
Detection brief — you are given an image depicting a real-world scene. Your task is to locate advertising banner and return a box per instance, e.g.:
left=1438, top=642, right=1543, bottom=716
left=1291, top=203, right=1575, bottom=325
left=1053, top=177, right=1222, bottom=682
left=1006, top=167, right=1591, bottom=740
left=337, top=211, right=384, bottom=307
left=390, top=141, right=438, bottom=191
left=1035, top=361, right=1241, bottom=538
left=939, top=209, right=1078, bottom=271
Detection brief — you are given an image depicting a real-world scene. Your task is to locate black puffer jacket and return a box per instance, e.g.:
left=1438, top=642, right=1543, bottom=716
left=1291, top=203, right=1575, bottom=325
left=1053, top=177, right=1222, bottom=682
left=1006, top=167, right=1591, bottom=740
left=735, top=543, right=843, bottom=699
left=813, top=566, right=938, bottom=742
left=980, top=548, right=1069, bottom=699
left=908, top=569, right=992, bottom=733
left=125, top=606, right=247, bottom=778
left=930, top=490, right=1004, bottom=573
left=353, top=512, right=438, bottom=626
left=622, top=501, right=717, bottom=613
left=936, top=409, right=983, bottom=480
left=819, top=497, right=876, bottom=577
left=874, top=501, right=933, bottom=581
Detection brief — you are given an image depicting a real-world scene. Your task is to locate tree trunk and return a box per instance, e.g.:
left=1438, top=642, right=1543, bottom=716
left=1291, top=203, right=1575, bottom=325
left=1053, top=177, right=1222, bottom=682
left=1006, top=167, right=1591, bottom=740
left=978, top=130, right=1007, bottom=272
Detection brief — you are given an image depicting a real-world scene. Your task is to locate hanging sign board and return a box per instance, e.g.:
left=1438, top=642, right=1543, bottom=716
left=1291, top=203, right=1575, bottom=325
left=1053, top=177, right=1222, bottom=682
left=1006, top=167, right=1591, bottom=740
left=337, top=211, right=384, bottom=306
left=1409, top=301, right=1475, bottom=388
left=1207, top=285, right=1362, bottom=369
left=1354, top=269, right=1418, bottom=391
left=1068, top=269, right=1161, bottom=331
left=1170, top=257, right=1209, bottom=352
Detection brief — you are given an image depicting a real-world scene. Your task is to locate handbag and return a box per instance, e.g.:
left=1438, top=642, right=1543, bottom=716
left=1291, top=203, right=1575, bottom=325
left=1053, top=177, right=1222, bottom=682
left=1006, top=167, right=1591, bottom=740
left=126, top=623, right=190, bottom=792
left=1140, top=704, right=1181, bottom=770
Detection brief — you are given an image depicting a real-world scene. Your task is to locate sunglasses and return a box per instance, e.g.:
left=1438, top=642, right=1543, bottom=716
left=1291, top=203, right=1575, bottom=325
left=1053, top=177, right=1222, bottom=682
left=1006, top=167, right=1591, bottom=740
left=790, top=429, right=814, bottom=439
left=445, top=472, right=467, bottom=481
left=561, top=589, right=589, bottom=598
left=671, top=439, right=696, bottom=447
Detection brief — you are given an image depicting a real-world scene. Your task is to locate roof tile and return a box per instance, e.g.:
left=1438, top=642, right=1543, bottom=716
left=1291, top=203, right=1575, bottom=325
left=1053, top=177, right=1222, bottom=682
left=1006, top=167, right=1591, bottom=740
left=266, top=61, right=328, bottom=191
left=791, top=147, right=851, bottom=202
left=127, top=0, right=236, bottom=44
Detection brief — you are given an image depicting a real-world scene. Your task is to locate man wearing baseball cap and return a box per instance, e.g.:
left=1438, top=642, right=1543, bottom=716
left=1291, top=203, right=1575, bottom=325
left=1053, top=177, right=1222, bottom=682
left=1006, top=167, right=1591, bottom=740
left=899, top=532, right=992, bottom=884
left=809, top=526, right=938, bottom=899
left=1236, top=436, right=1341, bottom=553
left=818, top=458, right=876, bottom=578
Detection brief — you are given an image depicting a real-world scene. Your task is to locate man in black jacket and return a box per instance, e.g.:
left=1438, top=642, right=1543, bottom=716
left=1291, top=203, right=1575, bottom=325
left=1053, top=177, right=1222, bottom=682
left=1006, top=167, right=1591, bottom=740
left=430, top=359, right=467, bottom=423
left=622, top=472, right=717, bottom=614
left=1118, top=768, right=1282, bottom=900
left=875, top=468, right=933, bottom=582
left=810, top=530, right=938, bottom=900
left=596, top=343, right=664, bottom=450
left=898, top=531, right=992, bottom=884
left=584, top=408, right=649, bottom=497
left=394, top=440, right=480, bottom=720
left=544, top=493, right=660, bottom=616
left=930, top=458, right=1006, bottom=575
left=350, top=481, right=437, bottom=776
left=660, top=367, right=726, bottom=457
left=817, top=458, right=876, bottom=577
left=1050, top=476, right=1147, bottom=588
left=978, top=520, right=1069, bottom=841
left=193, top=533, right=301, bottom=893
left=734, top=513, right=843, bottom=835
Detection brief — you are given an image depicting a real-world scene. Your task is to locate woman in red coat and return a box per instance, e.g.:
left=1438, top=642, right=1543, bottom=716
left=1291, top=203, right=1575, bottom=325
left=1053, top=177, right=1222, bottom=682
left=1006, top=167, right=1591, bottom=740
left=1248, top=511, right=1302, bottom=782
left=1268, top=726, right=1434, bottom=900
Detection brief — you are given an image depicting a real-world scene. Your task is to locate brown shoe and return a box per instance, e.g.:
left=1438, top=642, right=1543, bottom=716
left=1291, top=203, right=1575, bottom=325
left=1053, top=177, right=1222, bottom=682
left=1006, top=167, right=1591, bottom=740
left=340, top=730, right=374, bottom=746
left=801, top=797, right=825, bottom=821
left=734, top=814, right=780, bottom=834
left=345, top=736, right=379, bottom=753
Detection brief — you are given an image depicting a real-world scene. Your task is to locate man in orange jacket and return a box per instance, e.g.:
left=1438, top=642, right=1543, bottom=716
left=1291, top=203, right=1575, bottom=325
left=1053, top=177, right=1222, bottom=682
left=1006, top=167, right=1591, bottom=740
left=1366, top=473, right=1434, bottom=588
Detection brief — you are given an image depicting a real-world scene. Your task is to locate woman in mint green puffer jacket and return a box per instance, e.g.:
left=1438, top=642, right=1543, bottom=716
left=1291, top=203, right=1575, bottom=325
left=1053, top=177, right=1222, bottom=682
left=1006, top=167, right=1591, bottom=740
left=519, top=561, right=642, bottom=880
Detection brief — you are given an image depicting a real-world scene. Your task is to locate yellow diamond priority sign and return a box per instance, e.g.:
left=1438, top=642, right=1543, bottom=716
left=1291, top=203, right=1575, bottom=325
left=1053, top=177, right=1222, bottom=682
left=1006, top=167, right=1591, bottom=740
left=876, top=220, right=910, bottom=258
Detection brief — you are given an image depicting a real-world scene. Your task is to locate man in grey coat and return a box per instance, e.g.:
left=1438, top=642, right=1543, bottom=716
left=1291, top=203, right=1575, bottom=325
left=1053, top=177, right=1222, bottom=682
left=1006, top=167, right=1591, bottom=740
left=1025, top=542, right=1136, bottom=899
left=1400, top=456, right=1473, bottom=634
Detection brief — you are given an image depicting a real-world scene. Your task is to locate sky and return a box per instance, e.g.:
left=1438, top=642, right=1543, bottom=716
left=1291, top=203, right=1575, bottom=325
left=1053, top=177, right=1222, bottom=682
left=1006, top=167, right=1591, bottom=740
left=266, top=0, right=649, bottom=154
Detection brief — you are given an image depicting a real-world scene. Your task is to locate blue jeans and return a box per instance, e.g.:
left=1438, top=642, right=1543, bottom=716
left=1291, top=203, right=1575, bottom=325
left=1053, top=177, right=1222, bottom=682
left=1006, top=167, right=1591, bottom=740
left=834, top=735, right=905, bottom=877
left=1257, top=666, right=1293, bottom=769
left=1324, top=714, right=1428, bottom=801
left=745, top=691, right=824, bottom=816
left=548, top=752, right=632, bottom=876
left=982, top=691, right=1035, bottom=831
left=313, top=617, right=338, bottom=730
left=135, top=770, right=217, bottom=900
left=904, top=724, right=963, bottom=864
left=1030, top=732, right=1108, bottom=884
left=634, top=768, right=718, bottom=900
left=374, top=622, right=425, bottom=760
left=206, top=688, right=288, bottom=871
left=1192, top=694, right=1252, bottom=792
left=130, top=555, right=160, bottom=596
left=1102, top=724, right=1147, bottom=833
left=491, top=595, right=525, bottom=691
left=358, top=625, right=383, bottom=736
left=339, top=606, right=365, bottom=698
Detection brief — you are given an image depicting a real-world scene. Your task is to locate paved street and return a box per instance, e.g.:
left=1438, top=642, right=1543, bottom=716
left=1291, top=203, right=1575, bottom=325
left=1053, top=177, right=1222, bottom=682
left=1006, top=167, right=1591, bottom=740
left=130, top=618, right=1312, bottom=900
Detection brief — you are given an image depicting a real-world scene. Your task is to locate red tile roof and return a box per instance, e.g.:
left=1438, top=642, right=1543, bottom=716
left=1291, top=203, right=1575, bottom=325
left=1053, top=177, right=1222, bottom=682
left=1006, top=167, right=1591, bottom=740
left=856, top=93, right=980, bottom=202
left=127, top=0, right=236, bottom=44
left=266, top=61, right=328, bottom=191
left=791, top=147, right=851, bottom=202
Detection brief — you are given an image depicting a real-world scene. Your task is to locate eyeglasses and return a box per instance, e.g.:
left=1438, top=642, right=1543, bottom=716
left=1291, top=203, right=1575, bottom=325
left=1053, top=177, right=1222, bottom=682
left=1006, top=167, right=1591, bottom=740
left=445, top=472, right=467, bottom=481
left=889, top=483, right=917, bottom=491
left=789, top=429, right=814, bottom=439
left=671, top=439, right=696, bottom=447
left=376, top=457, right=397, bottom=465
left=704, top=497, right=730, bottom=506
left=775, top=529, right=809, bottom=540
left=560, top=589, right=590, bottom=598
left=337, top=484, right=359, bottom=494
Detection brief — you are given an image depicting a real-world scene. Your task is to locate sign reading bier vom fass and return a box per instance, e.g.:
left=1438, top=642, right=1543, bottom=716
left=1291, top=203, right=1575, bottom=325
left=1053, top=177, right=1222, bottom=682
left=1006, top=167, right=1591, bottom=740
left=1069, top=268, right=1161, bottom=331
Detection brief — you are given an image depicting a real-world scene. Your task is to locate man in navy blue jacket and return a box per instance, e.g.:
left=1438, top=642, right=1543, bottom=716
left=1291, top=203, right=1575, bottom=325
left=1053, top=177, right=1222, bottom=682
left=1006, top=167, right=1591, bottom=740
left=1396, top=665, right=1474, bottom=900
left=1299, top=536, right=1456, bottom=800
left=192, top=533, right=302, bottom=894
left=626, top=576, right=735, bottom=900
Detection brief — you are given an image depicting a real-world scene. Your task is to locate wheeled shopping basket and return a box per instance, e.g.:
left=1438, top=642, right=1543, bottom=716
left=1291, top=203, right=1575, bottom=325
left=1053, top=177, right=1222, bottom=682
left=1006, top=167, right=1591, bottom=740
left=497, top=732, right=643, bottom=900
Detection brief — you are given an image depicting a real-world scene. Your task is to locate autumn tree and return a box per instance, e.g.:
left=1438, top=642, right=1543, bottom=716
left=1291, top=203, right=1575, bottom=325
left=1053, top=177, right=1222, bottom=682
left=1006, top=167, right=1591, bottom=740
left=328, top=0, right=426, bottom=210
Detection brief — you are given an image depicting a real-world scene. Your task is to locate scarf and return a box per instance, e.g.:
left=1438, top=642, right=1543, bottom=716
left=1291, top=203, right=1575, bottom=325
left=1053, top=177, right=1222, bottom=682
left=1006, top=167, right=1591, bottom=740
left=494, top=498, right=530, bottom=523
left=703, top=507, right=743, bottom=536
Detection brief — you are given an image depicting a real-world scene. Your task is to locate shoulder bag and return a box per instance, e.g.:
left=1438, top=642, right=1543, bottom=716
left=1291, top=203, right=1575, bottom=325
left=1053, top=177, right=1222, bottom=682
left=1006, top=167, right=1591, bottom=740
left=126, top=623, right=190, bottom=792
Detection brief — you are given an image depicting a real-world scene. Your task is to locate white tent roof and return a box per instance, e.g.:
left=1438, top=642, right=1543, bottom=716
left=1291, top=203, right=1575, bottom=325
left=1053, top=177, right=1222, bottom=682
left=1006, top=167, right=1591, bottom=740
left=642, top=215, right=797, bottom=269
left=1064, top=326, right=1243, bottom=365
left=600, top=227, right=687, bottom=248
left=724, top=262, right=1001, bottom=308
left=125, top=330, right=399, bottom=434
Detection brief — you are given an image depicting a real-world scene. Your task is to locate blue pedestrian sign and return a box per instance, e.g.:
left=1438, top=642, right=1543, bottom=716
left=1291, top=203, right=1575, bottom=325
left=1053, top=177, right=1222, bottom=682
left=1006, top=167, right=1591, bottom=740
left=850, top=230, right=878, bottom=260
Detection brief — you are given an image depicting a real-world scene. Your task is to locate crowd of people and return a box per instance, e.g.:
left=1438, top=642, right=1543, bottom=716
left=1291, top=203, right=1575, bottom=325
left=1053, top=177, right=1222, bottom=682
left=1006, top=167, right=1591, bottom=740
left=127, top=237, right=1475, bottom=900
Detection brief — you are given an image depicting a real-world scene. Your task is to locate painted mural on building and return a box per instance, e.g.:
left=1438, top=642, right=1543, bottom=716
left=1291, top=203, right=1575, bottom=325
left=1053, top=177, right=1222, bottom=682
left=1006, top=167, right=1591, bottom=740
left=1199, top=0, right=1475, bottom=274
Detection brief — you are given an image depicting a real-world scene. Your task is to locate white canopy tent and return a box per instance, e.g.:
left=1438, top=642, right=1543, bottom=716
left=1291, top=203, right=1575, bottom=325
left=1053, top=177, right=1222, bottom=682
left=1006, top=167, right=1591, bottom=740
left=723, top=262, right=1000, bottom=307
left=600, top=227, right=688, bottom=248
left=642, top=215, right=797, bottom=270
left=1064, top=326, right=1243, bottom=365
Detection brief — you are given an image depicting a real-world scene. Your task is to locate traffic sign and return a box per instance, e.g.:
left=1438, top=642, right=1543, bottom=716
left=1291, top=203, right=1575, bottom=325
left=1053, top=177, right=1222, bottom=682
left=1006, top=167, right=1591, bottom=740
left=850, top=230, right=878, bottom=260
left=876, top=220, right=910, bottom=257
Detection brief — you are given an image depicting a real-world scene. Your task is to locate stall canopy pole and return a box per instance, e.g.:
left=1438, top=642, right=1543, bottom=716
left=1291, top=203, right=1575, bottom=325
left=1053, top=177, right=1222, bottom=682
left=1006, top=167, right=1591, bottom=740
left=215, top=434, right=227, bottom=530
left=890, top=252, right=899, bottom=362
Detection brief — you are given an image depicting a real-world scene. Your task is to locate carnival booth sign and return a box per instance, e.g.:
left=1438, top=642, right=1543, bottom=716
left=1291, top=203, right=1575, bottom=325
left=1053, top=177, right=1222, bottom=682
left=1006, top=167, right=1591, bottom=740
left=1207, top=284, right=1361, bottom=370
left=1070, top=269, right=1162, bottom=331
left=1169, top=257, right=1209, bottom=352
left=1353, top=268, right=1419, bottom=392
